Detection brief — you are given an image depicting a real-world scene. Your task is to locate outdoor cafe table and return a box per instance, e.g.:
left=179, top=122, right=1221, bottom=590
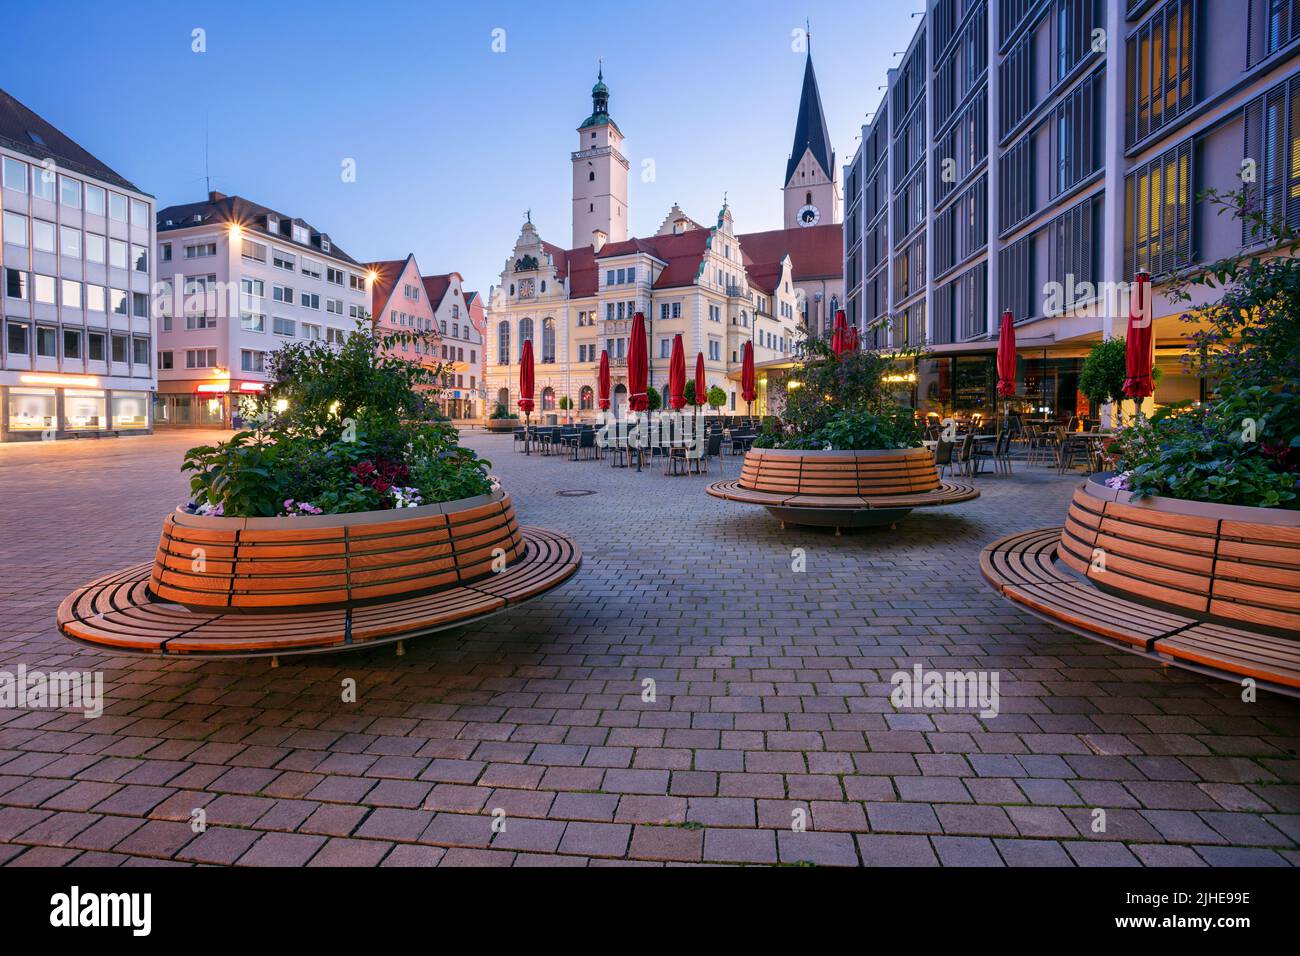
left=1056, top=431, right=1116, bottom=475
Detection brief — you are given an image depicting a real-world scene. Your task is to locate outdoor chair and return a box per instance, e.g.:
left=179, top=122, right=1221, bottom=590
left=702, top=431, right=724, bottom=475
left=933, top=438, right=955, bottom=478
left=955, top=433, right=976, bottom=478
left=572, top=429, right=596, bottom=460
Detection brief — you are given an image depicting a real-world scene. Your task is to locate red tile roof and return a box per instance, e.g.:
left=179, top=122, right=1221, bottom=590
left=366, top=256, right=413, bottom=324
left=421, top=273, right=456, bottom=312
left=737, top=223, right=843, bottom=281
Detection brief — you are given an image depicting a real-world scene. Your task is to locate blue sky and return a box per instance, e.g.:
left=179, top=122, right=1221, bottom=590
left=7, top=0, right=922, bottom=294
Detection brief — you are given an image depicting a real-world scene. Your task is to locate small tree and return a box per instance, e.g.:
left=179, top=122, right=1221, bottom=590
left=558, top=394, right=573, bottom=423
left=707, top=385, right=727, bottom=412
left=646, top=386, right=662, bottom=412
left=683, top=380, right=697, bottom=406
left=1078, top=338, right=1127, bottom=413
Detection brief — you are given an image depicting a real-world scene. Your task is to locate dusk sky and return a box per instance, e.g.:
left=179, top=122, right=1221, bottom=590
left=7, top=0, right=922, bottom=295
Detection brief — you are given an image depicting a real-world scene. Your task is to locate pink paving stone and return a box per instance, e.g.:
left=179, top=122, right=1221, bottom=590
left=438, top=848, right=516, bottom=867
left=113, top=820, right=198, bottom=859
left=602, top=769, right=671, bottom=795
left=10, top=846, right=81, bottom=866
left=176, top=827, right=261, bottom=865
left=66, top=815, right=145, bottom=852
left=13, top=811, right=97, bottom=847
left=421, top=812, right=494, bottom=848
left=703, top=827, right=778, bottom=864
left=628, top=825, right=703, bottom=863
left=299, top=804, right=368, bottom=837
left=236, top=831, right=327, bottom=867
left=810, top=801, right=869, bottom=832
left=490, top=817, right=567, bottom=852
left=366, top=779, right=434, bottom=809
left=478, top=763, right=547, bottom=789
left=557, top=822, right=632, bottom=858
left=777, top=830, right=860, bottom=867
left=424, top=783, right=491, bottom=813
left=204, top=793, right=277, bottom=826
left=307, top=838, right=393, bottom=867
left=686, top=797, right=756, bottom=827
left=255, top=799, right=318, bottom=832
left=354, top=808, right=435, bottom=842
left=549, top=792, right=619, bottom=822
left=513, top=852, right=589, bottom=867
left=856, top=834, right=939, bottom=866
left=483, top=788, right=555, bottom=818
left=613, top=795, right=688, bottom=824
left=381, top=844, right=445, bottom=866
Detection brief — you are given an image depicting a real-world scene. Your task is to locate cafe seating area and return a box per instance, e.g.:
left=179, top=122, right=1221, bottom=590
left=511, top=416, right=766, bottom=477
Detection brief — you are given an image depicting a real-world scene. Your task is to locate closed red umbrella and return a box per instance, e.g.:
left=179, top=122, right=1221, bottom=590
left=694, top=351, right=706, bottom=408
left=845, top=324, right=860, bottom=353
left=830, top=309, right=849, bottom=357
left=518, top=338, right=535, bottom=455
left=1123, top=271, right=1154, bottom=400
left=668, top=334, right=687, bottom=410
left=627, top=311, right=649, bottom=413
left=597, top=349, right=611, bottom=411
left=996, top=309, right=1017, bottom=397
left=741, top=340, right=757, bottom=412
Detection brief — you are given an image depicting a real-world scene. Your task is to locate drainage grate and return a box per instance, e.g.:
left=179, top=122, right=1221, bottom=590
left=556, top=489, right=598, bottom=497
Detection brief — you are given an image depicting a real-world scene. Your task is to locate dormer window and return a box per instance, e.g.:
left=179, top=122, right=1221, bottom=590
left=267, top=215, right=278, bottom=233
left=321, top=237, right=331, bottom=253
left=292, top=224, right=309, bottom=244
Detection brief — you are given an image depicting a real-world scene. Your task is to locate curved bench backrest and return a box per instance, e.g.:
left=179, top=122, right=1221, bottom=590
left=738, top=448, right=941, bottom=498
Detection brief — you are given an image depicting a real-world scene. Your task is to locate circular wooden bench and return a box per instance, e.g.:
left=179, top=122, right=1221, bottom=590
left=57, top=491, right=582, bottom=659
left=706, top=447, right=978, bottom=530
left=982, top=476, right=1300, bottom=696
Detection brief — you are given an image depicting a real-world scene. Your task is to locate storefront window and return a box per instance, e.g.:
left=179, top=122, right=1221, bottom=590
left=8, top=388, right=56, bottom=431
left=65, top=389, right=106, bottom=429
left=111, top=391, right=149, bottom=429
left=953, top=355, right=996, bottom=420
left=198, top=396, right=226, bottom=426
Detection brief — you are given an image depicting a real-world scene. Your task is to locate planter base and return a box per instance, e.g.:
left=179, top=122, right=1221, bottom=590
left=57, top=527, right=581, bottom=659
left=765, top=505, right=912, bottom=530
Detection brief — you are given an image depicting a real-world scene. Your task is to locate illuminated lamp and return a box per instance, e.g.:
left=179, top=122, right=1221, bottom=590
left=20, top=374, right=100, bottom=387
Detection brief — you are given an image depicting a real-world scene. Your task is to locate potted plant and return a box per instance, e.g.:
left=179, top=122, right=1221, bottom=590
left=708, top=337, right=977, bottom=528
left=558, top=394, right=574, bottom=424
left=706, top=385, right=726, bottom=416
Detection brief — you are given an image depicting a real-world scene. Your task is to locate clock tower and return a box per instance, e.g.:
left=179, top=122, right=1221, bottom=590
left=572, top=65, right=629, bottom=249
left=783, top=51, right=841, bottom=229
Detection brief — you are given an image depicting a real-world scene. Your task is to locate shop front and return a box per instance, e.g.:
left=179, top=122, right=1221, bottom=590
left=1, top=377, right=153, bottom=441
left=154, top=380, right=265, bottom=429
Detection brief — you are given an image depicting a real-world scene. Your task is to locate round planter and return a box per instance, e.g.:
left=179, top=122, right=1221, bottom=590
left=1058, top=474, right=1300, bottom=634
left=485, top=419, right=519, bottom=432
left=738, top=446, right=942, bottom=497
left=149, top=490, right=524, bottom=612
left=707, top=446, right=977, bottom=531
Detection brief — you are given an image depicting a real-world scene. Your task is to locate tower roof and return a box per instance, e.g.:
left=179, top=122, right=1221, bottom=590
left=580, top=63, right=615, bottom=130
left=785, top=54, right=834, bottom=184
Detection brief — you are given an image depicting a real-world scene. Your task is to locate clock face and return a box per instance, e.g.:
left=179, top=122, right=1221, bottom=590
left=797, top=204, right=821, bottom=227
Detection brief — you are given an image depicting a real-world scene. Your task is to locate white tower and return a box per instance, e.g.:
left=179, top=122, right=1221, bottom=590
left=783, top=52, right=841, bottom=229
left=572, top=65, right=629, bottom=249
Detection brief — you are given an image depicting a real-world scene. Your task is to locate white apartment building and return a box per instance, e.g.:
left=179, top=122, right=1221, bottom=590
left=153, top=191, right=371, bottom=426
left=0, top=88, right=155, bottom=441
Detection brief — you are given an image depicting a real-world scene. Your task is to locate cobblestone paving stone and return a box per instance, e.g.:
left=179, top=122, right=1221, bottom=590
left=0, top=430, right=1298, bottom=867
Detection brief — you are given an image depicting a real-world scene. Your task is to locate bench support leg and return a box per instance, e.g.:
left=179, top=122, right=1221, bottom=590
left=270, top=656, right=279, bottom=669
left=395, top=640, right=406, bottom=657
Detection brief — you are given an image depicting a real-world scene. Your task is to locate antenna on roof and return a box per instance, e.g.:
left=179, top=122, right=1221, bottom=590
left=806, top=18, right=811, bottom=53
left=204, top=113, right=210, bottom=195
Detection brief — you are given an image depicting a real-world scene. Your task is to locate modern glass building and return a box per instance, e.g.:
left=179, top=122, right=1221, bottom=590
left=843, top=0, right=1300, bottom=422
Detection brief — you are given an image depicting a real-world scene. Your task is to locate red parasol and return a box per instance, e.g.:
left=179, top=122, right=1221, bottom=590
left=597, top=349, right=611, bottom=411
left=741, top=340, right=757, bottom=405
left=996, top=309, right=1017, bottom=398
left=830, top=309, right=849, bottom=357
left=627, top=311, right=649, bottom=413
left=517, top=339, right=535, bottom=414
left=694, top=351, right=706, bottom=407
left=668, top=334, right=687, bottom=410
left=1123, top=271, right=1155, bottom=400
left=845, top=324, right=860, bottom=353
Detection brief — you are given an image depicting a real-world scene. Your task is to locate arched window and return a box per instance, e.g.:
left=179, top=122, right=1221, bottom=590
left=579, top=385, right=594, bottom=410
left=497, top=320, right=510, bottom=365
left=541, top=387, right=556, bottom=411
left=496, top=387, right=510, bottom=409
left=541, top=317, right=556, bottom=363
left=540, top=280, right=546, bottom=293
left=805, top=191, right=812, bottom=204
left=589, top=171, right=596, bottom=181
left=518, top=317, right=534, bottom=360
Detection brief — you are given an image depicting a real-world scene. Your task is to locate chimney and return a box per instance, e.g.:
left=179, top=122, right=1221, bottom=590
left=592, top=229, right=607, bottom=253
left=208, top=190, right=226, bottom=202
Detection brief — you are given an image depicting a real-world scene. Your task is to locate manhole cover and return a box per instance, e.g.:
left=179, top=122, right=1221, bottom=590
left=556, top=489, right=598, bottom=497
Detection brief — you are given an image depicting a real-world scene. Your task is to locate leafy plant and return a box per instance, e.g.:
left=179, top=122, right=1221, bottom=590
left=706, top=385, right=726, bottom=410
left=182, top=317, right=492, bottom=517
left=646, top=386, right=662, bottom=412
left=1108, top=188, right=1300, bottom=509
left=1078, top=338, right=1127, bottom=411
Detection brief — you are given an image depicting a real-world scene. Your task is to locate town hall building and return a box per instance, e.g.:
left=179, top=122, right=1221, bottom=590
left=484, top=57, right=844, bottom=419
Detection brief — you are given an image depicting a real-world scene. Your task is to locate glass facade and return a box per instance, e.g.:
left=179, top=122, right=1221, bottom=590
left=64, top=389, right=107, bottom=430
left=7, top=388, right=56, bottom=431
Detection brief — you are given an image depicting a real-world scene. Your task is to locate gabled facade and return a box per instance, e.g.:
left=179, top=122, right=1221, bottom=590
left=485, top=67, right=842, bottom=420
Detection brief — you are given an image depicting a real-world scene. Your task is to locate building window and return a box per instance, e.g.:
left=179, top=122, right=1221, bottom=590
left=7, top=321, right=29, bottom=355
left=273, top=249, right=295, bottom=271
left=186, top=348, right=217, bottom=369
left=87, top=332, right=105, bottom=361
left=273, top=316, right=297, bottom=337
left=158, top=350, right=174, bottom=370
left=2, top=157, right=27, bottom=192
left=1125, top=140, right=1192, bottom=276
left=541, top=317, right=556, bottom=363
left=1052, top=69, right=1104, bottom=197
left=497, top=320, right=510, bottom=364
left=110, top=333, right=128, bottom=363
left=518, top=317, right=534, bottom=359
left=108, top=193, right=128, bottom=222
left=1127, top=0, right=1194, bottom=144
left=241, top=349, right=265, bottom=372
left=63, top=328, right=82, bottom=359
left=1242, top=74, right=1300, bottom=241
left=132, top=337, right=149, bottom=367
left=242, top=239, right=267, bottom=262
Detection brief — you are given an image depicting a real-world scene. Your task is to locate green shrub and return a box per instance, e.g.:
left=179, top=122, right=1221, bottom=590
left=183, top=319, right=492, bottom=517
left=706, top=385, right=726, bottom=410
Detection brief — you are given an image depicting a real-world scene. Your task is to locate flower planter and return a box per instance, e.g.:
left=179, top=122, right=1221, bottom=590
left=982, top=473, right=1300, bottom=694
left=1058, top=474, right=1300, bottom=634
left=485, top=419, right=519, bottom=432
left=151, top=490, right=523, bottom=611
left=707, top=447, right=978, bottom=530
left=58, top=488, right=581, bottom=659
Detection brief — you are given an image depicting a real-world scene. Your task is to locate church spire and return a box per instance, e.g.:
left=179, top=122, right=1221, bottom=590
left=785, top=51, right=834, bottom=185
left=585, top=61, right=611, bottom=126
